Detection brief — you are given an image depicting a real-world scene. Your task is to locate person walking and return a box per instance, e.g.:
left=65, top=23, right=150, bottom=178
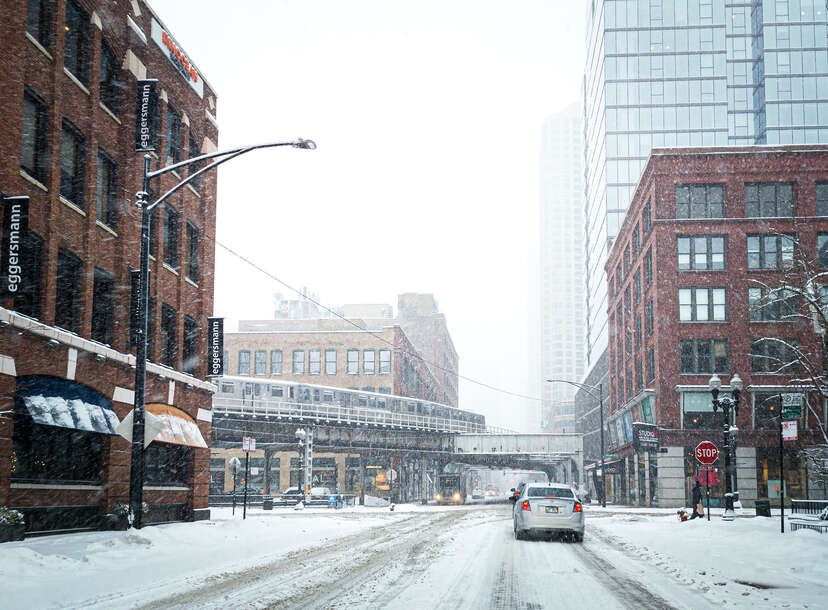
left=689, top=480, right=704, bottom=520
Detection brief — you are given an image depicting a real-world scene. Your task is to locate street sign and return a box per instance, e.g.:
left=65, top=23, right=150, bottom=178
left=782, top=405, right=802, bottom=420
left=782, top=420, right=798, bottom=441
left=242, top=436, right=256, bottom=452
left=782, top=393, right=802, bottom=406
left=695, top=441, right=719, bottom=465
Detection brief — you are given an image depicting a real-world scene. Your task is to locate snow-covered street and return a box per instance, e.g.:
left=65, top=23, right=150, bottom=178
left=2, top=503, right=827, bottom=609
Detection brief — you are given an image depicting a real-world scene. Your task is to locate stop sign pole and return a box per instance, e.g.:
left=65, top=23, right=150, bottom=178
left=696, top=441, right=719, bottom=522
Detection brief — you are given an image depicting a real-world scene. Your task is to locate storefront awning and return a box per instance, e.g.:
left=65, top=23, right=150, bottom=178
left=146, top=403, right=207, bottom=448
left=16, top=375, right=120, bottom=434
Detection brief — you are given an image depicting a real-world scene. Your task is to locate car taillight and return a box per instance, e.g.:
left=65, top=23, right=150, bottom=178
left=573, top=502, right=582, bottom=513
left=522, top=500, right=530, bottom=511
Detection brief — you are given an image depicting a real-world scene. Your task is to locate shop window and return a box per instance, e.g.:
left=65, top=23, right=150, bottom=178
left=91, top=268, right=114, bottom=345
left=182, top=315, right=197, bottom=375
left=99, top=40, right=120, bottom=115
left=270, top=350, right=282, bottom=375
left=60, top=120, right=86, bottom=207
left=681, top=391, right=726, bottom=429
left=64, top=0, right=89, bottom=85
left=325, top=349, right=336, bottom=374
left=238, top=350, right=250, bottom=375
left=11, top=415, right=102, bottom=484
left=144, top=443, right=191, bottom=487
left=26, top=0, right=54, bottom=51
left=21, top=88, right=49, bottom=183
left=754, top=392, right=784, bottom=430
left=745, top=182, right=794, bottom=217
left=756, top=447, right=805, bottom=505
left=160, top=303, right=177, bottom=368
left=55, top=247, right=82, bottom=333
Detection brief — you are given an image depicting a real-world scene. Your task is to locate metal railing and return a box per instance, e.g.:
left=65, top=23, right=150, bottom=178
left=212, top=396, right=488, bottom=434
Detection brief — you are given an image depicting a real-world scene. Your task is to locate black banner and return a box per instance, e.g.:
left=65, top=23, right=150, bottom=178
left=207, top=317, right=224, bottom=377
left=134, top=79, right=159, bottom=152
left=633, top=422, right=659, bottom=452
left=1, top=194, right=30, bottom=297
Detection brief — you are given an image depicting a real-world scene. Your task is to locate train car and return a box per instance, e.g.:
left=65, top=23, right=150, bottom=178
left=212, top=376, right=487, bottom=433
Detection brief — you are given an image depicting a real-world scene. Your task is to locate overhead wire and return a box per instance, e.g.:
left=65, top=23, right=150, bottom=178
left=214, top=240, right=543, bottom=402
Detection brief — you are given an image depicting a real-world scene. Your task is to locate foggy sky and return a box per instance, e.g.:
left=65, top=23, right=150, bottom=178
left=152, top=0, right=586, bottom=430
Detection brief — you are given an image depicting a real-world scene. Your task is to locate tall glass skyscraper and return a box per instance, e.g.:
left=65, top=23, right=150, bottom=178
left=583, top=0, right=828, bottom=365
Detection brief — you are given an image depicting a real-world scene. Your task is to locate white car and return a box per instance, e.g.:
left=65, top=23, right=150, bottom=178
left=513, top=483, right=584, bottom=542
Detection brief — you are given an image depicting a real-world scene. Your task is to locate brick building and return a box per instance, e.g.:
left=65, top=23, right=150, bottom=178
left=223, top=324, right=444, bottom=404
left=605, top=145, right=828, bottom=508
left=0, top=0, right=219, bottom=531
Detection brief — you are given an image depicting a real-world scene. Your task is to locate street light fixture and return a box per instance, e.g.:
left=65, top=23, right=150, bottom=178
left=128, top=139, right=316, bottom=528
left=708, top=372, right=743, bottom=521
left=547, top=379, right=606, bottom=507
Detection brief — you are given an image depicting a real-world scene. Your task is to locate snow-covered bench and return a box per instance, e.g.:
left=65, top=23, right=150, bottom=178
left=789, top=501, right=828, bottom=533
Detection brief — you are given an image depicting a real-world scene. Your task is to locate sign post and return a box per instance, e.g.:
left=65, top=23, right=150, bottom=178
left=242, top=437, right=256, bottom=519
left=695, top=441, right=719, bottom=521
left=228, top=457, right=241, bottom=515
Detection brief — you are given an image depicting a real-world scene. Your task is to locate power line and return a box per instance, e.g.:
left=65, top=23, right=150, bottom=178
left=215, top=240, right=542, bottom=402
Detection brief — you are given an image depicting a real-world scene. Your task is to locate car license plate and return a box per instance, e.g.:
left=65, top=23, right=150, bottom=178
left=545, top=506, right=558, bottom=513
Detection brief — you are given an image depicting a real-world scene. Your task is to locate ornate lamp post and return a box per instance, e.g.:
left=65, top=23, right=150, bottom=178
left=708, top=373, right=743, bottom=521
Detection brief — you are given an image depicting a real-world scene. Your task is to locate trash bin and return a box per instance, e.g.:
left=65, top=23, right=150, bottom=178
left=262, top=496, right=274, bottom=511
left=755, top=499, right=771, bottom=517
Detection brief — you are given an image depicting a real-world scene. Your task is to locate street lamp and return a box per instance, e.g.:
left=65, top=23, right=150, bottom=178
left=128, top=139, right=316, bottom=528
left=547, top=379, right=605, bottom=507
left=708, top=372, right=743, bottom=521
left=295, top=428, right=306, bottom=504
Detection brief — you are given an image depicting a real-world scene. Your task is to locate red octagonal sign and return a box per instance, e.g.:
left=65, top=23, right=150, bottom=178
left=695, top=441, right=719, bottom=465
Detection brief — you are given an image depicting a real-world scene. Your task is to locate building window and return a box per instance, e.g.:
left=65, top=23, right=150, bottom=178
left=188, top=134, right=201, bottom=192
left=254, top=349, right=266, bottom=375
left=55, top=248, right=82, bottom=333
left=325, top=349, right=336, bottom=375
left=678, top=287, right=727, bottom=322
left=222, top=349, right=228, bottom=374
left=625, top=286, right=631, bottom=314
left=754, top=393, right=785, bottom=430
left=160, top=303, right=177, bottom=368
left=749, top=287, right=797, bottom=322
left=185, top=222, right=199, bottom=282
left=347, top=349, right=359, bottom=374
left=647, top=347, right=655, bottom=382
left=682, top=391, right=726, bottom=429
left=633, top=227, right=640, bottom=254
left=26, top=0, right=54, bottom=51
left=144, top=443, right=191, bottom=487
left=643, top=199, right=652, bottom=234
left=12, top=232, right=44, bottom=319
left=626, top=369, right=633, bottom=400
left=163, top=205, right=179, bottom=269
left=745, top=183, right=794, bottom=218
left=819, top=234, right=828, bottom=268
left=99, top=40, right=120, bottom=115
left=183, top=315, right=197, bottom=375
left=816, top=183, right=828, bottom=216
left=238, top=350, right=250, bottom=375
left=634, top=269, right=641, bottom=303
left=625, top=329, right=632, bottom=358
left=635, top=316, right=642, bottom=347
left=309, top=349, right=321, bottom=375
left=96, top=150, right=117, bottom=229
left=12, top=417, right=102, bottom=484
left=21, top=89, right=48, bottom=183
left=636, top=359, right=643, bottom=389
left=644, top=249, right=652, bottom=285
left=64, top=0, right=89, bottom=85
left=677, top=235, right=725, bottom=271
left=679, top=339, right=729, bottom=374
left=676, top=184, right=724, bottom=219
left=624, top=245, right=631, bottom=272
left=646, top=300, right=653, bottom=334
left=747, top=234, right=795, bottom=270
left=166, top=104, right=182, bottom=165
left=91, top=268, right=114, bottom=345
left=379, top=349, right=391, bottom=374
left=270, top=350, right=282, bottom=375
left=363, top=349, right=375, bottom=374
left=60, top=120, right=85, bottom=207
left=750, top=338, right=800, bottom=374
left=292, top=350, right=305, bottom=375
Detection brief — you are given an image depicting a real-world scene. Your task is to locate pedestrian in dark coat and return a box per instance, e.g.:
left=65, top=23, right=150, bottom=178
left=689, top=480, right=704, bottom=519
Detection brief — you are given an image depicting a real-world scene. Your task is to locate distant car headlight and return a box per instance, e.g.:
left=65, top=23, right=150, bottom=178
left=453, top=492, right=461, bottom=501
left=435, top=494, right=441, bottom=501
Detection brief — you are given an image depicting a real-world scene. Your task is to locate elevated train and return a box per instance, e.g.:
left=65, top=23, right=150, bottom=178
left=212, top=376, right=486, bottom=433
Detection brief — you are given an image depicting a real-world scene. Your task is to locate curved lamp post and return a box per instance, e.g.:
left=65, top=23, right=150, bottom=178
left=547, top=379, right=606, bottom=507
left=129, top=139, right=316, bottom=528
left=708, top=372, right=743, bottom=521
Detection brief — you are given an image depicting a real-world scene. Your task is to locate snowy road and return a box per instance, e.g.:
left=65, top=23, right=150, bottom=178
left=130, top=506, right=696, bottom=609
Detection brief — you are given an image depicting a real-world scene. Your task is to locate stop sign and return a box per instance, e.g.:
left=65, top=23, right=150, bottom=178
left=695, top=441, right=719, bottom=465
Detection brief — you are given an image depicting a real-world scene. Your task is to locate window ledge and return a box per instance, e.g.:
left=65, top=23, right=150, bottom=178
left=96, top=220, right=118, bottom=237
left=11, top=483, right=103, bottom=490
left=25, top=33, right=53, bottom=60
left=186, top=184, right=201, bottom=197
left=60, top=196, right=87, bottom=217
left=185, top=276, right=198, bottom=288
left=63, top=68, right=90, bottom=95
left=143, top=486, right=190, bottom=491
left=99, top=102, right=122, bottom=124
left=19, top=169, right=48, bottom=192
left=679, top=320, right=729, bottom=324
left=162, top=262, right=180, bottom=276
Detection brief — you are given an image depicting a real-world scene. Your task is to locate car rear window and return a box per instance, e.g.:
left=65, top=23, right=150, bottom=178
left=527, top=487, right=574, bottom=498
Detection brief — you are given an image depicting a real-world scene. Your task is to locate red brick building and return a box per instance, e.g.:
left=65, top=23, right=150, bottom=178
left=605, top=145, right=828, bottom=508
left=0, top=0, right=218, bottom=531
